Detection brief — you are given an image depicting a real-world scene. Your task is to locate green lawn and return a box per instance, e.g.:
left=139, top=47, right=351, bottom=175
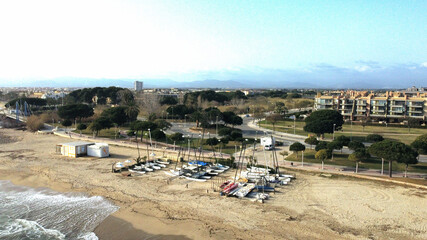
left=286, top=149, right=427, bottom=174
left=258, top=120, right=427, bottom=144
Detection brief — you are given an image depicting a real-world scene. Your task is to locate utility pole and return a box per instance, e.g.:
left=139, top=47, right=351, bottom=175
left=293, top=116, right=296, bottom=135
left=216, top=115, right=218, bottom=136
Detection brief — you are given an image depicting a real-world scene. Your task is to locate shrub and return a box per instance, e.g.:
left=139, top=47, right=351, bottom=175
left=151, top=129, right=166, bottom=141
left=26, top=115, right=45, bottom=132
left=230, top=131, right=243, bottom=140
left=62, top=119, right=72, bottom=127
left=76, top=123, right=87, bottom=131
left=205, top=137, right=219, bottom=146
left=366, top=134, right=384, bottom=143
left=218, top=127, right=232, bottom=136
left=315, top=141, right=328, bottom=151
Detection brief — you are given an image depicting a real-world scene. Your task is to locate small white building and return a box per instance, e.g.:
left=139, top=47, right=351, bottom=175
left=57, top=141, right=109, bottom=158
left=87, top=143, right=110, bottom=158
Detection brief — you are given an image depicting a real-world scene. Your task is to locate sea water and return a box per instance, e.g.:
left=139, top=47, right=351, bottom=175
left=0, top=180, right=119, bottom=239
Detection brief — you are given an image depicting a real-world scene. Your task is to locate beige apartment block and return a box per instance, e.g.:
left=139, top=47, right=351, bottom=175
left=315, top=90, right=427, bottom=122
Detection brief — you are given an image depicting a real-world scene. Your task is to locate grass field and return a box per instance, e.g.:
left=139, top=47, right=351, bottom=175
left=73, top=127, right=239, bottom=156
left=285, top=149, right=427, bottom=174
left=258, top=120, right=427, bottom=144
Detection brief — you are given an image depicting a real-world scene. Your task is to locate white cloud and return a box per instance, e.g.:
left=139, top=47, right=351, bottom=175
left=421, top=62, right=427, bottom=68
left=354, top=65, right=371, bottom=72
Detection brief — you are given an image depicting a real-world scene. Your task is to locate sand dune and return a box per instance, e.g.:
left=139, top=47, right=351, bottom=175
left=0, top=128, right=426, bottom=239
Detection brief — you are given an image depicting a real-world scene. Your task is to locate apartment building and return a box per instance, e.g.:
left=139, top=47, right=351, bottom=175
left=315, top=90, right=427, bottom=122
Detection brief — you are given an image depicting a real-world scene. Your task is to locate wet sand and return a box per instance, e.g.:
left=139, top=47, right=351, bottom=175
left=0, top=128, right=426, bottom=239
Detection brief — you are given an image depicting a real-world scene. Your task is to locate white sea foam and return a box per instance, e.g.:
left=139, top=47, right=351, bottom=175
left=0, top=218, right=65, bottom=239
left=0, top=180, right=118, bottom=239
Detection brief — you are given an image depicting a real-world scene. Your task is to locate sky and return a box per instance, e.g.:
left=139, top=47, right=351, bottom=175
left=0, top=0, right=426, bottom=88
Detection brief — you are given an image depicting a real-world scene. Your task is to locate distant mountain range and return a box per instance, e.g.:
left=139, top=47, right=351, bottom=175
left=1, top=66, right=426, bottom=89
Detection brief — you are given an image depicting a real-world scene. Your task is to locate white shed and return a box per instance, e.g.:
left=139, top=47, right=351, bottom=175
left=87, top=143, right=109, bottom=158
left=58, top=141, right=94, bottom=158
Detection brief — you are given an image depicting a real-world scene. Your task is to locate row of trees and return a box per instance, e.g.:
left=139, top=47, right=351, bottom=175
left=290, top=134, right=420, bottom=178
left=183, top=90, right=247, bottom=106
left=165, top=105, right=243, bottom=128
left=66, top=87, right=133, bottom=105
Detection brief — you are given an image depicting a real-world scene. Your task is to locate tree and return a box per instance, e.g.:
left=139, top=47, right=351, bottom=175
left=218, top=127, right=233, bottom=137
left=304, top=136, right=319, bottom=149
left=222, top=111, right=243, bottom=127
left=169, top=132, right=184, bottom=142
left=279, top=151, right=288, bottom=160
left=76, top=123, right=87, bottom=136
left=315, top=141, right=328, bottom=151
left=368, top=140, right=411, bottom=178
left=327, top=140, right=343, bottom=160
left=117, top=89, right=135, bottom=105
left=315, top=149, right=329, bottom=170
left=411, top=134, right=427, bottom=155
left=348, top=141, right=365, bottom=151
left=124, top=101, right=140, bottom=122
left=191, top=111, right=206, bottom=128
left=159, top=96, right=178, bottom=105
left=154, top=119, right=172, bottom=130
left=397, top=146, right=418, bottom=178
left=219, top=137, right=229, bottom=145
left=148, top=113, right=157, bottom=121
left=26, top=115, right=44, bottom=132
left=89, top=117, right=113, bottom=137
left=230, top=130, right=243, bottom=141
left=150, top=129, right=165, bottom=141
left=101, top=106, right=135, bottom=126
left=130, top=120, right=157, bottom=142
left=206, top=137, right=219, bottom=146
left=265, top=113, right=282, bottom=132
left=289, top=142, right=306, bottom=160
left=204, top=107, right=223, bottom=124
left=274, top=102, right=287, bottom=114
left=62, top=119, right=72, bottom=128
left=167, top=104, right=194, bottom=119
left=304, top=110, right=344, bottom=138
left=58, top=104, right=94, bottom=122
left=366, top=134, right=384, bottom=143
left=348, top=149, right=370, bottom=173
left=336, top=135, right=350, bottom=147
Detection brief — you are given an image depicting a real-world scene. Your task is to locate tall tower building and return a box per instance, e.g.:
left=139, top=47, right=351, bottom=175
left=134, top=81, right=143, bottom=91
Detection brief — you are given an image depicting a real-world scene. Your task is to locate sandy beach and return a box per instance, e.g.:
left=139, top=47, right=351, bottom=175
left=0, top=128, right=426, bottom=239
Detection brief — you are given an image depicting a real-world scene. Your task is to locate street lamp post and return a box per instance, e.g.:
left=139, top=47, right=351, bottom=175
left=216, top=115, right=218, bottom=136
left=293, top=116, right=296, bottom=135
left=332, top=124, right=336, bottom=140
left=187, top=135, right=191, bottom=157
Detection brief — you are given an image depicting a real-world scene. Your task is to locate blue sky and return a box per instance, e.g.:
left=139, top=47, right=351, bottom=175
left=0, top=0, right=426, bottom=88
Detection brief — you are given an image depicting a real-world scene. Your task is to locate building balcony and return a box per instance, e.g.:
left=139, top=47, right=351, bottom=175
left=390, top=104, right=405, bottom=107
left=356, top=109, right=366, bottom=112
left=371, top=103, right=386, bottom=107
left=408, top=114, right=424, bottom=118
left=409, top=106, right=424, bottom=109
left=357, top=103, right=367, bottom=106
left=408, top=110, right=423, bottom=113
left=408, top=102, right=424, bottom=106
left=372, top=109, right=385, bottom=113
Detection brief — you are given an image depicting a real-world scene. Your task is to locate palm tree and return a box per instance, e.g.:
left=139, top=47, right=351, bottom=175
left=125, top=101, right=140, bottom=122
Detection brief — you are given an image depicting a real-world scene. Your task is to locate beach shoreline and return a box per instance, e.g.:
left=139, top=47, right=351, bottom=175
left=1, top=128, right=426, bottom=239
